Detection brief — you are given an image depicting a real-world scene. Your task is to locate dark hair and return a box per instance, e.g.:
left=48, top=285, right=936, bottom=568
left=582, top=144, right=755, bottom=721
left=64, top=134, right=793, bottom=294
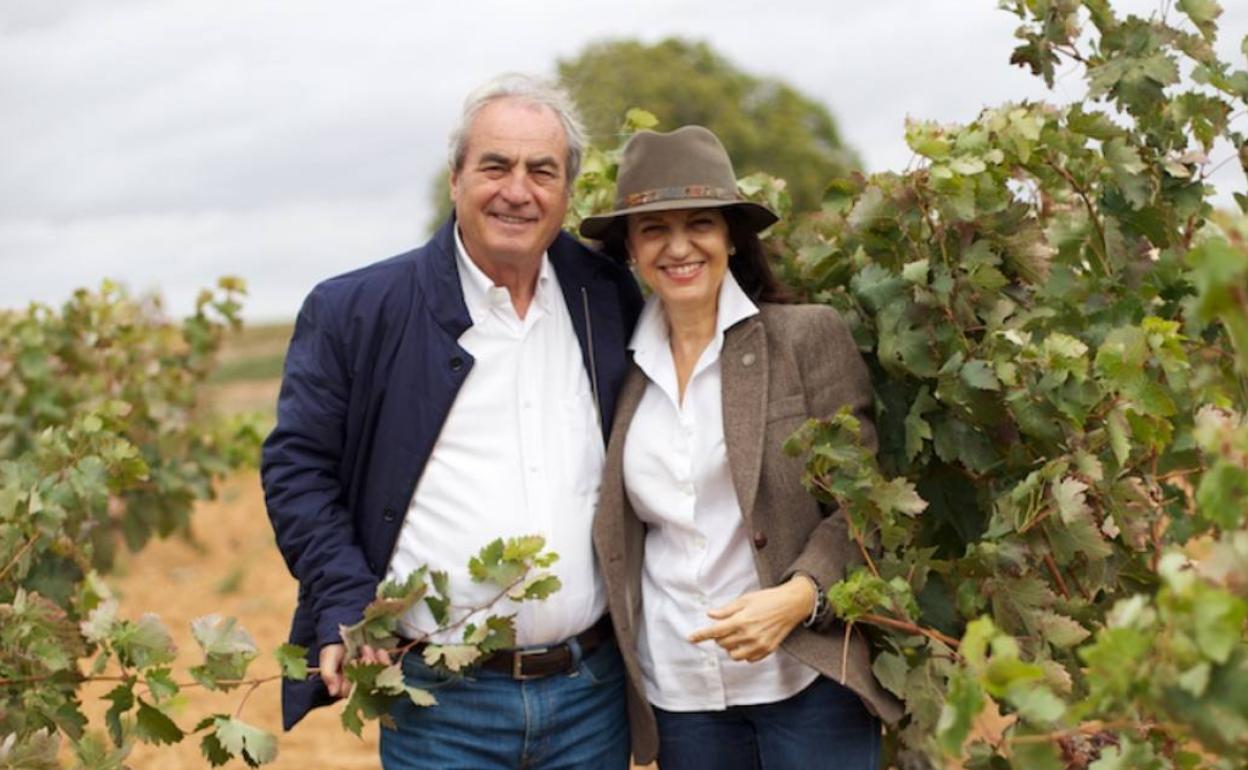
left=598, top=206, right=794, bottom=304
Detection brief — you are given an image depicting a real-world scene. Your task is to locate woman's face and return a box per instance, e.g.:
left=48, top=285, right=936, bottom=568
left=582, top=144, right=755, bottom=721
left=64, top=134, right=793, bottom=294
left=626, top=207, right=731, bottom=317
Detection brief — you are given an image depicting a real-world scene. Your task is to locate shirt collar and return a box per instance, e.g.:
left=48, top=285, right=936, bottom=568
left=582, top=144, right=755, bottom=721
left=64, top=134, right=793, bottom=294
left=454, top=226, right=553, bottom=323
left=629, top=271, right=759, bottom=387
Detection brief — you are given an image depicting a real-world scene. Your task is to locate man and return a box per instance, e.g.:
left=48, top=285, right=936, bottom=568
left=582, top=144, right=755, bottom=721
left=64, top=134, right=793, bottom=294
left=261, top=74, right=642, bottom=769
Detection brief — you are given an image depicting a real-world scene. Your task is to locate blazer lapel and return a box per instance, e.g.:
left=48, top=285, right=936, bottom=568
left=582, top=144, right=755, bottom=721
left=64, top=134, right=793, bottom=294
left=593, top=363, right=648, bottom=562
left=720, top=316, right=768, bottom=524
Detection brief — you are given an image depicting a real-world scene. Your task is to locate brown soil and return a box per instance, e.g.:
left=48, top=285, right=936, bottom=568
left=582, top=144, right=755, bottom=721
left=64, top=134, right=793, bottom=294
left=96, top=472, right=379, bottom=769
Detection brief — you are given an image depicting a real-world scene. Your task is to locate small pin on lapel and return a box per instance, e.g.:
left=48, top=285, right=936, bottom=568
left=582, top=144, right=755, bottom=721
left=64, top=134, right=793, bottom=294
left=742, top=352, right=756, bottom=366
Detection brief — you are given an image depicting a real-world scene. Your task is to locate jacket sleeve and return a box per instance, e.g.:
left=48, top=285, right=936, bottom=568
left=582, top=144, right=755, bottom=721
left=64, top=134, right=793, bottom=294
left=261, top=286, right=379, bottom=647
left=783, top=306, right=877, bottom=629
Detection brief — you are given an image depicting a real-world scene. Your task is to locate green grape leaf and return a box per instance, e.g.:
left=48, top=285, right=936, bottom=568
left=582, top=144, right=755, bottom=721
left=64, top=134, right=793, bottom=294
left=960, top=359, right=1000, bottom=391
left=274, top=643, right=308, bottom=681
left=508, top=573, right=562, bottom=602
left=134, top=698, right=184, bottom=746
left=213, top=716, right=278, bottom=767
left=144, top=667, right=179, bottom=702
left=422, top=643, right=481, bottom=673
left=111, top=614, right=176, bottom=669
left=935, top=671, right=984, bottom=755
left=1178, top=0, right=1222, bottom=40
left=189, top=615, right=258, bottom=690
left=102, top=683, right=134, bottom=748
left=468, top=538, right=523, bottom=586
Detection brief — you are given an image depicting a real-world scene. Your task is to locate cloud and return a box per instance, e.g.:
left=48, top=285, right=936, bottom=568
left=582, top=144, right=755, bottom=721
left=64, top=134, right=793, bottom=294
left=2, top=0, right=1245, bottom=320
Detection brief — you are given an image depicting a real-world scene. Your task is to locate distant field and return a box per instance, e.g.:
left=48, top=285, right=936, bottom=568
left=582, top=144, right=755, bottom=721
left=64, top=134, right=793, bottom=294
left=210, top=321, right=294, bottom=383
left=206, top=321, right=292, bottom=418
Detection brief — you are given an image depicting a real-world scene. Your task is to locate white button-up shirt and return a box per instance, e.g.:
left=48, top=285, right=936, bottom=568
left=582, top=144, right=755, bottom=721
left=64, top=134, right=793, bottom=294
left=386, top=228, right=605, bottom=645
left=624, top=273, right=818, bottom=711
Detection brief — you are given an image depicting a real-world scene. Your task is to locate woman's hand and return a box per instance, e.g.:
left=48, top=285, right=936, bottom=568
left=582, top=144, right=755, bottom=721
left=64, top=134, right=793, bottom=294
left=687, top=575, right=817, bottom=662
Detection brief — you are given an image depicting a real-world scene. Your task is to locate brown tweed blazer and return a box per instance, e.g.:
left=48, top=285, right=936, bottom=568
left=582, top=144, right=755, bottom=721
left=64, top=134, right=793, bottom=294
left=592, top=302, right=904, bottom=765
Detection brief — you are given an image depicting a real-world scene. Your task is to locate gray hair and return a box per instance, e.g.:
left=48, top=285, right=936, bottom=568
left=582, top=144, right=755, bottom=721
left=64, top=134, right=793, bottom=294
left=448, top=73, right=587, bottom=183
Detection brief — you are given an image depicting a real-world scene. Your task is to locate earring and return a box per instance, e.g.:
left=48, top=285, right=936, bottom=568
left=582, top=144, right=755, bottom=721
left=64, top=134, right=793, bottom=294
left=729, top=246, right=737, bottom=255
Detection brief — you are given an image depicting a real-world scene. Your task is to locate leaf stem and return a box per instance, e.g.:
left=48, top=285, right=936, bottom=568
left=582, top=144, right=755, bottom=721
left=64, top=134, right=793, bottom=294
left=233, top=678, right=265, bottom=719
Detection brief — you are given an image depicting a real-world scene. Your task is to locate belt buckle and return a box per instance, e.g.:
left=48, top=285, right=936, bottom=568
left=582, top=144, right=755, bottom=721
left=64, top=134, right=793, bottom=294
left=512, top=646, right=549, bottom=680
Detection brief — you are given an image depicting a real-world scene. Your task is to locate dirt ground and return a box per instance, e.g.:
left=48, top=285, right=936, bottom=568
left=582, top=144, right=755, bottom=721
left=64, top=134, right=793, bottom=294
left=99, top=472, right=380, bottom=770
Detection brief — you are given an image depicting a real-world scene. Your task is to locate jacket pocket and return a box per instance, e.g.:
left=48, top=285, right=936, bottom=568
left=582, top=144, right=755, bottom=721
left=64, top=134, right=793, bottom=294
left=766, top=394, right=807, bottom=422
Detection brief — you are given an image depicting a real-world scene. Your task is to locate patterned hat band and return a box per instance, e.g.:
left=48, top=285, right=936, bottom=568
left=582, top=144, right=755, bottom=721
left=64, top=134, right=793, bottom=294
left=621, top=184, right=741, bottom=208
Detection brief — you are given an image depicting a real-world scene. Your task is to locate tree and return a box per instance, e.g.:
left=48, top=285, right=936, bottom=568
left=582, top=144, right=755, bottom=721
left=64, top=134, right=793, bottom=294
left=558, top=39, right=859, bottom=214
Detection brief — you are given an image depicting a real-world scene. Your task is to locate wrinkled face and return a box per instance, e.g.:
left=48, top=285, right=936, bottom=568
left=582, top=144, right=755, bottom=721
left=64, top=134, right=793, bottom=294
left=627, top=207, right=731, bottom=316
left=451, top=98, right=570, bottom=270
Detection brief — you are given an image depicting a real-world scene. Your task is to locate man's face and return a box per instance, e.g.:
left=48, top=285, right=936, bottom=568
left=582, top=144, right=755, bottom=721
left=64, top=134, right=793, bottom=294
left=451, top=98, right=570, bottom=270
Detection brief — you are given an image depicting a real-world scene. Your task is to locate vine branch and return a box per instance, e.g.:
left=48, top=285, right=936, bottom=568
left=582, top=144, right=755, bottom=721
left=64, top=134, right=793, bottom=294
left=0, top=534, right=39, bottom=584
left=860, top=612, right=960, bottom=650
left=1044, top=156, right=1112, bottom=276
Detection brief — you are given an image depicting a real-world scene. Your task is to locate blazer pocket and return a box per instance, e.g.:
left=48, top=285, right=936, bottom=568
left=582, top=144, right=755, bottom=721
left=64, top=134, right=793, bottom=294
left=766, top=394, right=808, bottom=422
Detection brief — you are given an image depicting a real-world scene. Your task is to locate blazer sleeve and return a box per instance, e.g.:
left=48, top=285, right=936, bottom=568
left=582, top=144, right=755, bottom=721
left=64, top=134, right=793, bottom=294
left=260, top=286, right=379, bottom=647
left=783, top=306, right=877, bottom=627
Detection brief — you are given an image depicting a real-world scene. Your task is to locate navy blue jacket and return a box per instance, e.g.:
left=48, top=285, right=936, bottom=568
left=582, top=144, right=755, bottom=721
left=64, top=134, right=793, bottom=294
left=260, top=219, right=642, bottom=729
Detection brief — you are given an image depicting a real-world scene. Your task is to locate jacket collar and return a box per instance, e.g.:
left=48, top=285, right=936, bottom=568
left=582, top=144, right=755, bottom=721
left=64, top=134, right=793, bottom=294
left=419, top=215, right=630, bottom=442
left=421, top=215, right=610, bottom=334
left=421, top=217, right=473, bottom=340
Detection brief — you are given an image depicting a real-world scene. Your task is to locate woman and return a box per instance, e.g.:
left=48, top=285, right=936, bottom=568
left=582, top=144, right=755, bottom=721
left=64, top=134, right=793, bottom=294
left=581, top=126, right=902, bottom=770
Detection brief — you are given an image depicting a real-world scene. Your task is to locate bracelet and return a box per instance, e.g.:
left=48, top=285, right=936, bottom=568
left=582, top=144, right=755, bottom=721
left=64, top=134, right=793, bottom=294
left=794, top=572, right=827, bottom=628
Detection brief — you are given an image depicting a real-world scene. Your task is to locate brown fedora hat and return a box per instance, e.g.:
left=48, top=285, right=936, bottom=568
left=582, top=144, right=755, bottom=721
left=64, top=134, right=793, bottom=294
left=578, top=125, right=778, bottom=240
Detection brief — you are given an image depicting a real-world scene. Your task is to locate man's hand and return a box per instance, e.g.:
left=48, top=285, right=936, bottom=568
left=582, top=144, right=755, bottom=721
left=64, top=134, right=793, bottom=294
left=319, top=643, right=393, bottom=698
left=687, top=576, right=817, bottom=663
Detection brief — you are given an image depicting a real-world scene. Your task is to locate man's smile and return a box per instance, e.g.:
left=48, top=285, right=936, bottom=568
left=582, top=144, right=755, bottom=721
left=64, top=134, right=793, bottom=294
left=489, top=212, right=538, bottom=226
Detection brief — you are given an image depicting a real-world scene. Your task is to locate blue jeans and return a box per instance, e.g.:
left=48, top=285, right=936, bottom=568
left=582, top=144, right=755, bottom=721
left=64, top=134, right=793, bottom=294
left=653, top=677, right=881, bottom=770
left=379, top=637, right=629, bottom=770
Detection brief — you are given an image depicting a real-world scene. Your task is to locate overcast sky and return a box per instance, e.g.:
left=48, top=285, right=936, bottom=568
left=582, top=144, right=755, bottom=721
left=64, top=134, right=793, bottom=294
left=2, top=1, right=1245, bottom=321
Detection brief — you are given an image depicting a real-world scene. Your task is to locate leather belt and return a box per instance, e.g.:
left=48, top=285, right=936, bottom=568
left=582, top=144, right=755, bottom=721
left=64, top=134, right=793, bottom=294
left=406, top=615, right=613, bottom=681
